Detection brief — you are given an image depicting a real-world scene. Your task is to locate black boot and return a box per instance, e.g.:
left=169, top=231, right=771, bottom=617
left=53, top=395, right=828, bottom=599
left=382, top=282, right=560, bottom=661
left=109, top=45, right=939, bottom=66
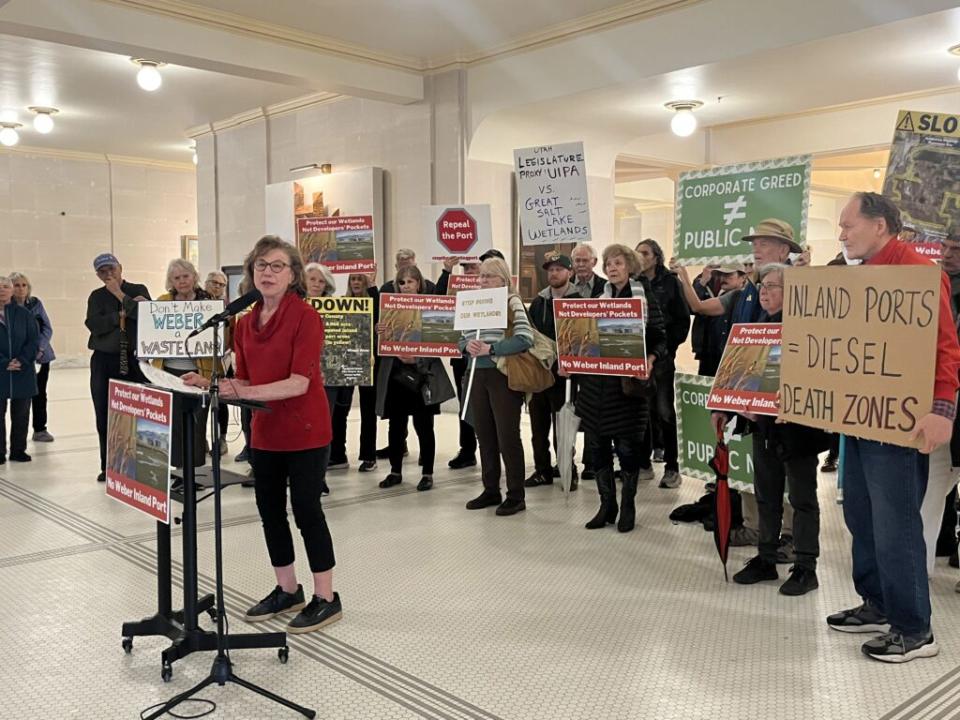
left=585, top=468, right=617, bottom=529
left=618, top=470, right=639, bottom=533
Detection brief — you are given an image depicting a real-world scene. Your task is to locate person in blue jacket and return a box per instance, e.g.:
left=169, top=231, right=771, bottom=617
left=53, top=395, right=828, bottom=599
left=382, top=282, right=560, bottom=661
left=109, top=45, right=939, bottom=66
left=0, top=276, right=40, bottom=463
left=10, top=272, right=55, bottom=442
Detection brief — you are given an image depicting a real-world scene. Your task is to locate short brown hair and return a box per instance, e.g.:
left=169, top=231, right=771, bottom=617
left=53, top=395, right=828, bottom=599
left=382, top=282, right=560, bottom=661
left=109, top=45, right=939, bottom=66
left=602, top=243, right=640, bottom=275
left=243, top=235, right=307, bottom=298
left=854, top=192, right=902, bottom=236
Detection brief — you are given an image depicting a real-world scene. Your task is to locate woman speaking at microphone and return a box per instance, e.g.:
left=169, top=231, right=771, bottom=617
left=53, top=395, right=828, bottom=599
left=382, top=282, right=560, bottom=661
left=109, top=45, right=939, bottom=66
left=183, top=235, right=341, bottom=634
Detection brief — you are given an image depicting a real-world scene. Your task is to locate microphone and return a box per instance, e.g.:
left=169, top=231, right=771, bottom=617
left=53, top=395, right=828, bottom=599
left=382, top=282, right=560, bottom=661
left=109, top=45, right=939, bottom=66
left=186, top=288, right=262, bottom=339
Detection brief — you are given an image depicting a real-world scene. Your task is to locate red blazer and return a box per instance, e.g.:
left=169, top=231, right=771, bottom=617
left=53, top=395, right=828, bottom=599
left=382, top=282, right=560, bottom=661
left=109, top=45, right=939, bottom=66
left=234, top=291, right=331, bottom=451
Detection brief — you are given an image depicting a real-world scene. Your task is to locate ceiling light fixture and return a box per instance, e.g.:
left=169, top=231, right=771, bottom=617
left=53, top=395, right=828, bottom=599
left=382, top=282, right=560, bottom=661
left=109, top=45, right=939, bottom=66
left=320, top=163, right=332, bottom=174
left=28, top=106, right=58, bottom=134
left=289, top=163, right=320, bottom=173
left=872, top=168, right=882, bottom=180
left=0, top=122, right=22, bottom=147
left=131, top=59, right=165, bottom=92
left=665, top=100, right=703, bottom=137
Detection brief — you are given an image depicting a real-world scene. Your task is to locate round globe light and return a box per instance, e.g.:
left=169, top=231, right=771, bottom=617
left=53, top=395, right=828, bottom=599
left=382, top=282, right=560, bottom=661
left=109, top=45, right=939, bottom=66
left=137, top=63, right=162, bottom=92
left=33, top=112, right=54, bottom=134
left=671, top=108, right=697, bottom=137
left=0, top=126, right=20, bottom=147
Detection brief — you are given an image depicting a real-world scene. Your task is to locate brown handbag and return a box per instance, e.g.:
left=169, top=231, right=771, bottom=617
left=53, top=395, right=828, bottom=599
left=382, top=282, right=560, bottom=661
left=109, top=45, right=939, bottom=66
left=495, top=298, right=555, bottom=394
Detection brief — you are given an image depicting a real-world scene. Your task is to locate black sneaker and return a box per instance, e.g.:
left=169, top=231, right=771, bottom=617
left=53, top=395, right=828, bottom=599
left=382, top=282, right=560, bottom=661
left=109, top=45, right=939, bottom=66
left=287, top=592, right=343, bottom=634
left=861, top=631, right=939, bottom=663
left=524, top=471, right=552, bottom=488
left=244, top=585, right=306, bottom=622
left=327, top=458, right=349, bottom=471
left=417, top=475, right=433, bottom=491
left=358, top=460, right=377, bottom=472
left=379, top=473, right=402, bottom=489
left=581, top=469, right=595, bottom=481
left=9, top=452, right=31, bottom=462
left=826, top=600, right=890, bottom=633
left=448, top=452, right=477, bottom=469
left=234, top=448, right=250, bottom=463
left=377, top=444, right=407, bottom=459
left=96, top=471, right=104, bottom=482
left=779, top=566, right=819, bottom=596
left=733, top=555, right=778, bottom=585
left=820, top=458, right=838, bottom=473
left=551, top=465, right=560, bottom=478
left=495, top=498, right=526, bottom=516
left=466, top=491, right=501, bottom=510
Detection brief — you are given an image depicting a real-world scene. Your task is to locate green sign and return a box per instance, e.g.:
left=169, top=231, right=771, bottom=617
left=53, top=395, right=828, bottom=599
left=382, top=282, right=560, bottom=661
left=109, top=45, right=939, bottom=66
left=674, top=155, right=811, bottom=266
left=675, top=373, right=755, bottom=493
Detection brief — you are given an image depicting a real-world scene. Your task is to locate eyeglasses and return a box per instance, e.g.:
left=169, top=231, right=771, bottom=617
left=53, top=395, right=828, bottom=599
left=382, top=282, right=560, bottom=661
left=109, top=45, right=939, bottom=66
left=207, top=280, right=227, bottom=287
left=253, top=260, right=290, bottom=273
left=758, top=282, right=783, bottom=291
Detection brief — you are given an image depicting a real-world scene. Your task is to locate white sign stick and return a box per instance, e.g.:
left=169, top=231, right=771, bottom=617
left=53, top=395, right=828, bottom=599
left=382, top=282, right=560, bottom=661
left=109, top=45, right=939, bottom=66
left=461, top=329, right=481, bottom=422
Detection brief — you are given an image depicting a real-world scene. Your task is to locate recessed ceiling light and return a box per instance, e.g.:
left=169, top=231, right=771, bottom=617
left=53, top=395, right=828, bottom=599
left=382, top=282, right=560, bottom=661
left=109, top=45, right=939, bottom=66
left=873, top=168, right=882, bottom=180
left=0, top=122, right=22, bottom=147
left=131, top=59, right=165, bottom=91
left=665, top=100, right=703, bottom=137
left=28, top=107, right=58, bottom=134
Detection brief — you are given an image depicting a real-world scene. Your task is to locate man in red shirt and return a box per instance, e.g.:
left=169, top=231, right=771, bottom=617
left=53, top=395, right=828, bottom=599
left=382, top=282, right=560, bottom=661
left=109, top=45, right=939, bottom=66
left=826, top=192, right=960, bottom=663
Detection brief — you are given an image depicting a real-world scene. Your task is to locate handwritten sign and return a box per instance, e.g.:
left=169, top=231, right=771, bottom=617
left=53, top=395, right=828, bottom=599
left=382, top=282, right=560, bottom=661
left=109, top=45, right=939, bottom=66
left=707, top=324, right=781, bottom=416
left=454, top=286, right=508, bottom=332
left=308, top=296, right=373, bottom=386
left=779, top=265, right=940, bottom=447
left=138, top=300, right=225, bottom=358
left=378, top=293, right=460, bottom=358
left=514, top=141, right=591, bottom=246
left=553, top=297, right=647, bottom=377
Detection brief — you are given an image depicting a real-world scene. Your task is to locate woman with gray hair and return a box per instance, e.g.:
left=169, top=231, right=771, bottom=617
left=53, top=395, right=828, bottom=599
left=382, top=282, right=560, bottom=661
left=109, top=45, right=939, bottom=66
left=305, top=263, right=336, bottom=299
left=204, top=270, right=228, bottom=300
left=10, top=272, right=55, bottom=442
left=0, top=276, right=39, bottom=463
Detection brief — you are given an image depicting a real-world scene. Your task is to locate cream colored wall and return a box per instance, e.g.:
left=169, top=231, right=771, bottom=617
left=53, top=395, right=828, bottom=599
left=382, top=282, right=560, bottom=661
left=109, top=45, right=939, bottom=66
left=0, top=151, right=197, bottom=362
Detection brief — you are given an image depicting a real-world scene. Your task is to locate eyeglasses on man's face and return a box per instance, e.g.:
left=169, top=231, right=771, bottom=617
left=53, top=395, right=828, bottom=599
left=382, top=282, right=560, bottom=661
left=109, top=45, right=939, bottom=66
left=253, top=260, right=290, bottom=274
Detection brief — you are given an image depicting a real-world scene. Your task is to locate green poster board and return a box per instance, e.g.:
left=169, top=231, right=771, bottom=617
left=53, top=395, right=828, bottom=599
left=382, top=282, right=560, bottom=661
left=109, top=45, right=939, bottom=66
left=673, top=155, right=811, bottom=266
left=675, top=373, right=755, bottom=493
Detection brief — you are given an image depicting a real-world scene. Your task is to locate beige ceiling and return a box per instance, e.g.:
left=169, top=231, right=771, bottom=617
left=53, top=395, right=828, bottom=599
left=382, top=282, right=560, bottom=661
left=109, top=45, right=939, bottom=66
left=122, top=0, right=698, bottom=69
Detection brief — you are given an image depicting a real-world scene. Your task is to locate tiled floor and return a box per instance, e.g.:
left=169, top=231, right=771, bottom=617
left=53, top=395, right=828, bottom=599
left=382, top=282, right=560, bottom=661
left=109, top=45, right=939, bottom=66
left=1, top=368, right=959, bottom=719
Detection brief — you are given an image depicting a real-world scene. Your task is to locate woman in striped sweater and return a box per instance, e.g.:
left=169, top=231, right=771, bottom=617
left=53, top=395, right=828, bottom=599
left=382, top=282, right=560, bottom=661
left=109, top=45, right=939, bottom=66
left=460, top=257, right=533, bottom=516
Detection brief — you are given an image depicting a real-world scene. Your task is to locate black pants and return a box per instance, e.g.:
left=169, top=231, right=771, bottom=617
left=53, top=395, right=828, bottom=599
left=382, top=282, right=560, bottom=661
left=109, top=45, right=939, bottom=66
left=529, top=383, right=563, bottom=476
left=241, top=407, right=252, bottom=452
left=640, top=362, right=679, bottom=472
left=389, top=405, right=435, bottom=476
left=586, top=432, right=643, bottom=474
left=32, top=362, right=50, bottom=433
left=452, top=359, right=477, bottom=455
left=326, top=386, right=353, bottom=463
left=471, top=368, right=525, bottom=501
left=358, top=384, right=377, bottom=461
left=752, top=435, right=820, bottom=570
left=90, top=350, right=145, bottom=472
left=0, top=398, right=30, bottom=458
left=252, top=446, right=335, bottom=573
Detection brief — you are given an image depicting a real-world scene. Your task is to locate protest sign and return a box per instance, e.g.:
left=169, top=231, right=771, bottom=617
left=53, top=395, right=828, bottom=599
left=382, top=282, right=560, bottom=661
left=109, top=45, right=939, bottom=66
left=106, top=380, right=173, bottom=523
left=706, top=324, right=781, bottom=416
left=553, top=297, right=648, bottom=377
left=454, top=286, right=508, bottom=331
left=675, top=373, right=755, bottom=493
left=308, top=296, right=373, bottom=386
left=674, top=155, right=811, bottom=266
left=138, top=300, right=225, bottom=359
left=297, top=215, right=376, bottom=274
left=883, top=110, right=960, bottom=260
left=514, top=142, right=591, bottom=246
left=378, top=293, right=460, bottom=358
left=447, top=274, right=482, bottom=295
left=779, top=265, right=939, bottom=447
left=423, top=205, right=493, bottom=261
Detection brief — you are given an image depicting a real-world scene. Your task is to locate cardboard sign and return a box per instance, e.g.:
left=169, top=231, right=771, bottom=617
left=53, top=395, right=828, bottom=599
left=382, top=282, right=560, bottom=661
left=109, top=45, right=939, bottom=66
left=308, top=296, right=373, bottom=386
left=883, top=109, right=960, bottom=260
left=106, top=380, right=173, bottom=523
left=674, top=155, right=811, bottom=266
left=779, top=265, right=940, bottom=447
left=554, top=297, right=648, bottom=377
left=138, top=300, right=225, bottom=359
left=454, top=286, right=508, bottom=332
left=514, top=142, right=591, bottom=246
left=378, top=293, right=460, bottom=358
left=297, top=215, right=376, bottom=274
left=423, top=204, right=493, bottom=261
left=707, top=324, right=782, bottom=416
left=675, top=373, right=755, bottom=493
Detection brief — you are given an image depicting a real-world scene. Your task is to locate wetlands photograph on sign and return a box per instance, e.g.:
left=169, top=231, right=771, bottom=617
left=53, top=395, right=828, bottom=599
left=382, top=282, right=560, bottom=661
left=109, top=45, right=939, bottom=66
left=554, top=297, right=648, bottom=377
left=107, top=410, right=137, bottom=481
left=378, top=294, right=461, bottom=358
left=297, top=215, right=376, bottom=274
left=706, top=324, right=782, bottom=416
left=135, top=418, right=171, bottom=493
left=421, top=309, right=457, bottom=343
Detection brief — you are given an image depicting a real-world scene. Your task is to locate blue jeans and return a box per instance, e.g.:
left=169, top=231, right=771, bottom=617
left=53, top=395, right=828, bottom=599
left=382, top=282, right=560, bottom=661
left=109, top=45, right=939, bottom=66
left=842, top=437, right=930, bottom=635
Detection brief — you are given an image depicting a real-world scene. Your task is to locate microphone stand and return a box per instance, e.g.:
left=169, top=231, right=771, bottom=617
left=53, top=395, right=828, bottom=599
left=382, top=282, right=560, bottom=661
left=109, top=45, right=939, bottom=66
left=146, top=320, right=316, bottom=720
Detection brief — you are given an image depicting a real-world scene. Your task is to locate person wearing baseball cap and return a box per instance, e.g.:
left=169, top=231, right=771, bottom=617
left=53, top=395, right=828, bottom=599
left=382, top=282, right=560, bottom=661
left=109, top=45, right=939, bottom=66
left=525, top=252, right=580, bottom=488
left=85, top=253, right=151, bottom=483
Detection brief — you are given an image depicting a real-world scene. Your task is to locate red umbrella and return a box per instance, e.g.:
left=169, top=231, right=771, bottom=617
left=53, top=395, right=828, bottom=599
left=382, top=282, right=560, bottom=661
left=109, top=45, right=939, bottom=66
left=708, top=430, right=732, bottom=582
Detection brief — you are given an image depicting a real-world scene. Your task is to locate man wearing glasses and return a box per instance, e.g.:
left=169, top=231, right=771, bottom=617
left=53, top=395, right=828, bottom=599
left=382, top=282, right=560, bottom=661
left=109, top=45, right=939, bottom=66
left=85, top=253, right=150, bottom=483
